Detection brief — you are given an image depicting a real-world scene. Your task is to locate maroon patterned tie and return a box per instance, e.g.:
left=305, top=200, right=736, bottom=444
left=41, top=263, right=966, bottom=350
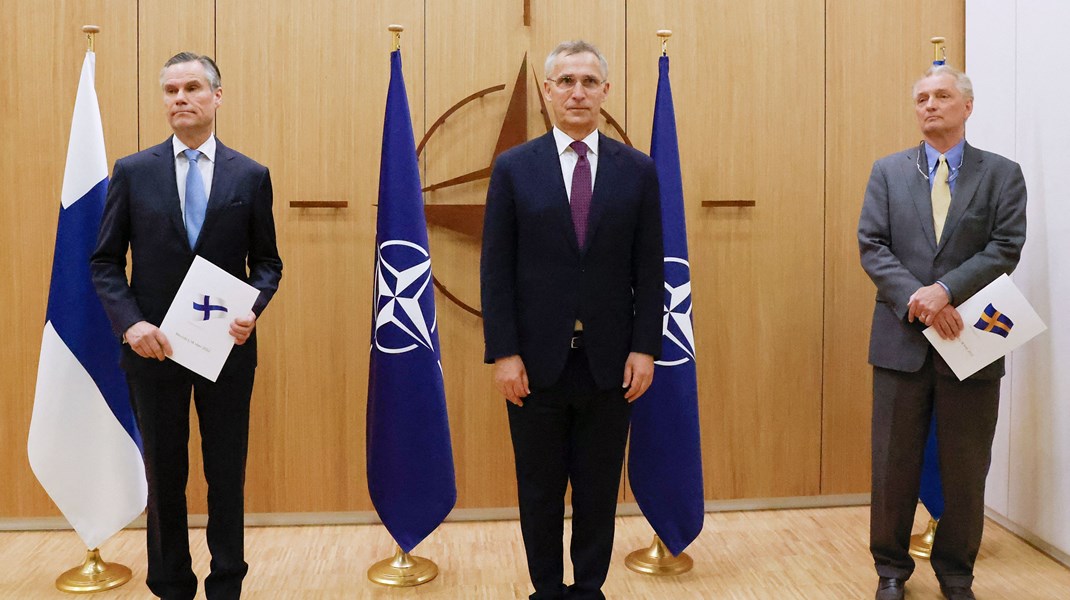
left=570, top=140, right=592, bottom=248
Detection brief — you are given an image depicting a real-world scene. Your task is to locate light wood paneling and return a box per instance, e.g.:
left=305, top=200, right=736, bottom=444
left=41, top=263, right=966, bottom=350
left=423, top=0, right=534, bottom=510
left=215, top=0, right=424, bottom=512
left=0, top=1, right=138, bottom=517
left=5, top=508, right=1070, bottom=599
left=626, top=1, right=826, bottom=499
left=822, top=1, right=966, bottom=494
left=138, top=0, right=215, bottom=149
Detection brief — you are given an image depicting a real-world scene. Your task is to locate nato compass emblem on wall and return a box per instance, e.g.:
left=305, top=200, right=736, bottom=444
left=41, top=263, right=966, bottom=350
left=657, top=257, right=696, bottom=367
left=373, top=239, right=438, bottom=354
left=419, top=54, right=631, bottom=317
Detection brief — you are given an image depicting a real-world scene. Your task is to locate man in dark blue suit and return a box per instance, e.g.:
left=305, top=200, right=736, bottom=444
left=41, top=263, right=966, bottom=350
left=91, top=52, right=282, bottom=600
left=481, top=40, right=663, bottom=600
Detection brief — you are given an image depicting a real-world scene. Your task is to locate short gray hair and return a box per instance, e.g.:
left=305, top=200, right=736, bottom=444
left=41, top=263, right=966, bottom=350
left=160, top=52, right=222, bottom=90
left=544, top=40, right=609, bottom=82
left=913, top=64, right=973, bottom=101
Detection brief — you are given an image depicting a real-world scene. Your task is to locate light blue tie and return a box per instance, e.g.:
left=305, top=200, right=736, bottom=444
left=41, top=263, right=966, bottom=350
left=183, top=149, right=208, bottom=247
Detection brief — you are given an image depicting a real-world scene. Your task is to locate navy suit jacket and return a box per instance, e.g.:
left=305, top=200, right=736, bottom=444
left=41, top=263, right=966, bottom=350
left=91, top=136, right=283, bottom=377
left=480, top=132, right=663, bottom=390
left=858, top=142, right=1027, bottom=380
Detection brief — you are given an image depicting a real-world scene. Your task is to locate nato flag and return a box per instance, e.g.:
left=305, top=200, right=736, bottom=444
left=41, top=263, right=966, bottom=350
left=627, top=54, right=705, bottom=556
left=367, top=50, right=456, bottom=553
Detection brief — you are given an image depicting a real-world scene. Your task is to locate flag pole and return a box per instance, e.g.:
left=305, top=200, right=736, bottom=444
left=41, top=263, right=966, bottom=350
left=930, top=36, right=947, bottom=65
left=907, top=36, right=950, bottom=562
left=366, top=26, right=440, bottom=587
left=54, top=26, right=136, bottom=596
left=910, top=517, right=939, bottom=559
left=54, top=27, right=134, bottom=592
left=56, top=548, right=133, bottom=594
left=625, top=29, right=696, bottom=577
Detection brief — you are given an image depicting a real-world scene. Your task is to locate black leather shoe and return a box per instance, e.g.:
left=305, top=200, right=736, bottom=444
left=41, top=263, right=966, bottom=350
left=940, top=585, right=977, bottom=600
left=875, top=577, right=906, bottom=600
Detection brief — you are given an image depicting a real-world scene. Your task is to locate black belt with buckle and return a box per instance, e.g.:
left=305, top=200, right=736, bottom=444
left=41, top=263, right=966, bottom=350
left=570, top=332, right=584, bottom=349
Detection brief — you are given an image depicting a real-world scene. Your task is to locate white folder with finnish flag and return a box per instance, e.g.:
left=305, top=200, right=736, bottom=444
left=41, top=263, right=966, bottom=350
left=924, top=273, right=1046, bottom=380
left=159, top=255, right=260, bottom=382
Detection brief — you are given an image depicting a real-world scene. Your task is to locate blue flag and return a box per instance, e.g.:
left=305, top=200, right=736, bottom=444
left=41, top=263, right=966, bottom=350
left=27, top=51, right=147, bottom=550
left=627, top=54, right=705, bottom=556
left=918, top=53, right=951, bottom=526
left=367, top=49, right=457, bottom=553
left=919, top=413, right=944, bottom=520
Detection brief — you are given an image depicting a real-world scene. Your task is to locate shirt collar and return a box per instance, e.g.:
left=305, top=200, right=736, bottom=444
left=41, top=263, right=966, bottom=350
left=173, top=133, right=217, bottom=163
left=553, top=127, right=599, bottom=157
left=924, top=138, right=965, bottom=177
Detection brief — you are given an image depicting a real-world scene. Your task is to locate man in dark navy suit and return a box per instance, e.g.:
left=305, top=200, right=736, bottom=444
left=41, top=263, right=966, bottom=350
left=91, top=52, right=282, bottom=600
left=480, top=40, right=663, bottom=600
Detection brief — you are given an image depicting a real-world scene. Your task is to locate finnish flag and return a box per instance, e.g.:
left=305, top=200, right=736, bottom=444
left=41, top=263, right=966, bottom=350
left=27, top=51, right=147, bottom=550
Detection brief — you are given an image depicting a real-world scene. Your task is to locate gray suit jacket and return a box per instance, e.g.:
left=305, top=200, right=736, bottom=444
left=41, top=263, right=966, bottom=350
left=858, top=141, right=1027, bottom=379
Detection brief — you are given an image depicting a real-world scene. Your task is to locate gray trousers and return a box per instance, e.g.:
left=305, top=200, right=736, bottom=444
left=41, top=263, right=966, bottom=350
left=870, top=353, right=1000, bottom=589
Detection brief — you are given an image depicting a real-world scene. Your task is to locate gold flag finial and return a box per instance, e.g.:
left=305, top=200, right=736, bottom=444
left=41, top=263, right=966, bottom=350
left=82, top=25, right=100, bottom=53
left=657, top=29, right=673, bottom=56
left=930, top=36, right=947, bottom=65
left=388, top=24, right=404, bottom=52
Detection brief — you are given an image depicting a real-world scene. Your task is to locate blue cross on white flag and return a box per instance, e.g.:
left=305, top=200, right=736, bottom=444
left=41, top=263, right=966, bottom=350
left=192, top=294, right=229, bottom=321
left=27, top=51, right=147, bottom=550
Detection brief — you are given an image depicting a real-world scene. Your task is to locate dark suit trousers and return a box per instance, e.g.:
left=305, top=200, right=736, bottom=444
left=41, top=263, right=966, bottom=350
left=870, top=353, right=1000, bottom=589
left=128, top=364, right=255, bottom=600
left=507, top=347, right=632, bottom=600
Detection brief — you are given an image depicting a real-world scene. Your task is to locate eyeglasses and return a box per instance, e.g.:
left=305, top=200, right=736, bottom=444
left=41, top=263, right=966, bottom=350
left=915, top=142, right=965, bottom=182
left=547, top=74, right=605, bottom=91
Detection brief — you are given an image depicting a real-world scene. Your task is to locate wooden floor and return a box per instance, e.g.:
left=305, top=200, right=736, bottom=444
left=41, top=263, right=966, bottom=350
left=1, top=506, right=1067, bottom=599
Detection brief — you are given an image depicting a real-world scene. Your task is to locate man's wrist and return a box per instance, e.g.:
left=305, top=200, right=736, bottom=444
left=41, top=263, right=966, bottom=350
left=936, top=280, right=953, bottom=303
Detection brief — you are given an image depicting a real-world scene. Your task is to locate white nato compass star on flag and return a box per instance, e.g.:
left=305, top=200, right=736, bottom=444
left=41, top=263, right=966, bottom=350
left=657, top=257, right=696, bottom=367
left=372, top=239, right=438, bottom=354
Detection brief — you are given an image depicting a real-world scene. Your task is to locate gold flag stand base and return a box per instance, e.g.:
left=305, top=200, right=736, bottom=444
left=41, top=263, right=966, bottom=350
left=55, top=548, right=133, bottom=593
left=367, top=546, right=439, bottom=587
left=625, top=535, right=693, bottom=576
left=909, top=518, right=939, bottom=559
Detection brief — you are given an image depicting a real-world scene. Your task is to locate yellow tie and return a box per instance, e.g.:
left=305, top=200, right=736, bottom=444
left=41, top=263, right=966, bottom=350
left=932, top=154, right=951, bottom=243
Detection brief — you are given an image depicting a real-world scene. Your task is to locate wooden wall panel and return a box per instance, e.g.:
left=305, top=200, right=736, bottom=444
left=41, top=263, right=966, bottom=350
left=822, top=1, right=965, bottom=494
left=216, top=0, right=424, bottom=512
left=626, top=1, right=826, bottom=499
left=0, top=1, right=138, bottom=518
left=138, top=1, right=215, bottom=149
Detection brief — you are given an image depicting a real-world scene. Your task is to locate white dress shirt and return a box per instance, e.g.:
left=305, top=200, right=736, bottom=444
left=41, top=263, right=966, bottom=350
left=173, top=133, right=217, bottom=220
left=552, top=127, right=599, bottom=202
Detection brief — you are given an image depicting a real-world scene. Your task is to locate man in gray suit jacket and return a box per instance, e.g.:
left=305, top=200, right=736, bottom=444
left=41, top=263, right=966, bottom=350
left=858, top=65, right=1027, bottom=600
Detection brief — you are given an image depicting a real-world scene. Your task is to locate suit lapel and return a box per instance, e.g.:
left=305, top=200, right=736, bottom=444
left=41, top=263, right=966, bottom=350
left=153, top=137, right=188, bottom=246
left=906, top=143, right=938, bottom=251
left=583, top=132, right=617, bottom=256
left=195, top=139, right=235, bottom=252
left=937, top=142, right=986, bottom=253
